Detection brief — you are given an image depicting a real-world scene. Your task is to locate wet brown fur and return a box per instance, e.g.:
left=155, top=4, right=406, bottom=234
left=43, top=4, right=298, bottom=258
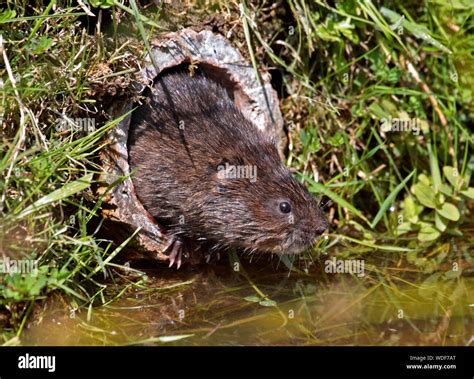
left=128, top=67, right=327, bottom=259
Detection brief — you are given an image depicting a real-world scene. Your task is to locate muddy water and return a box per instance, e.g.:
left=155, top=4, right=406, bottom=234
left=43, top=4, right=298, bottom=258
left=21, top=245, right=474, bottom=346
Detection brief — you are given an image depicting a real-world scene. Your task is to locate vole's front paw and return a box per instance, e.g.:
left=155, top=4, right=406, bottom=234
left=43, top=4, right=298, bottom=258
left=163, top=236, right=184, bottom=269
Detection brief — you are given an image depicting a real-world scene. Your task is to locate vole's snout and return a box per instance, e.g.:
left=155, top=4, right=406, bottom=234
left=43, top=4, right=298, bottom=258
left=314, top=220, right=327, bottom=236
left=317, top=212, right=329, bottom=234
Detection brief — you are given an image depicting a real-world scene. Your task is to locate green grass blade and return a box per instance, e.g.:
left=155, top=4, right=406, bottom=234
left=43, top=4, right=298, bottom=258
left=335, top=234, right=416, bottom=252
left=15, top=173, right=93, bottom=219
left=122, top=334, right=194, bottom=345
left=308, top=180, right=370, bottom=225
left=26, top=0, right=55, bottom=44
left=370, top=169, right=416, bottom=229
left=112, top=0, right=162, bottom=29
left=129, top=0, right=159, bottom=70
left=87, top=227, right=142, bottom=278
left=428, top=143, right=442, bottom=193
left=380, top=7, right=452, bottom=54
left=240, top=2, right=262, bottom=86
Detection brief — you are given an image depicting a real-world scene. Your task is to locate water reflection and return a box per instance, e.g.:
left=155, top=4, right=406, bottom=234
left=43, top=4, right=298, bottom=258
left=21, top=253, right=473, bottom=346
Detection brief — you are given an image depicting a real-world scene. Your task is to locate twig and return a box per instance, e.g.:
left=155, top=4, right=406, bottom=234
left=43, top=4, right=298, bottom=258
left=402, top=56, right=454, bottom=158
left=0, top=35, right=28, bottom=207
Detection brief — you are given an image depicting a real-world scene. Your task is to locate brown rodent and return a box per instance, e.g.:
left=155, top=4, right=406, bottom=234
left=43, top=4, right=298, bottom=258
left=128, top=67, right=327, bottom=268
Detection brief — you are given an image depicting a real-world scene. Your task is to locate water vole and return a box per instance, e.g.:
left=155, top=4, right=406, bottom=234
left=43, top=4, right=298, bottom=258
left=128, top=67, right=327, bottom=268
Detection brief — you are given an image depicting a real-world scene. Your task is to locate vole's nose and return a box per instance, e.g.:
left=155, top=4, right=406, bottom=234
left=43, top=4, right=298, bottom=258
left=315, top=219, right=328, bottom=235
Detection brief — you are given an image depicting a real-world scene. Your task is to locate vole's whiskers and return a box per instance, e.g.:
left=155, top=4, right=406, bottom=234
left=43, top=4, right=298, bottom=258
left=321, top=199, right=333, bottom=209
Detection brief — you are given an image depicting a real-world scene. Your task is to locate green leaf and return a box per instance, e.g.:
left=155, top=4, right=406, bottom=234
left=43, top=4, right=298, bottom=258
left=443, top=166, right=463, bottom=189
left=369, top=102, right=389, bottom=119
left=401, top=195, right=422, bottom=223
left=315, top=23, right=341, bottom=42
left=436, top=192, right=446, bottom=206
left=436, top=202, right=460, bottom=221
left=31, top=36, right=53, bottom=54
left=418, top=225, right=441, bottom=241
left=418, top=174, right=431, bottom=186
left=15, top=173, right=93, bottom=219
left=326, top=132, right=345, bottom=147
left=381, top=7, right=452, bottom=54
left=380, top=99, right=398, bottom=114
left=412, top=182, right=436, bottom=208
left=259, top=300, right=277, bottom=307
left=396, top=222, right=413, bottom=235
left=27, top=276, right=48, bottom=296
left=460, top=188, right=474, bottom=199
left=371, top=170, right=415, bottom=228
left=244, top=296, right=261, bottom=303
left=402, top=196, right=421, bottom=224
left=438, top=183, right=453, bottom=197
left=434, top=212, right=448, bottom=232
left=0, top=9, right=17, bottom=23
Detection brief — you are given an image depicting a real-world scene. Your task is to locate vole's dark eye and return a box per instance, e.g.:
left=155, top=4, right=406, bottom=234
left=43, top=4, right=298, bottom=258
left=279, top=201, right=292, bottom=214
